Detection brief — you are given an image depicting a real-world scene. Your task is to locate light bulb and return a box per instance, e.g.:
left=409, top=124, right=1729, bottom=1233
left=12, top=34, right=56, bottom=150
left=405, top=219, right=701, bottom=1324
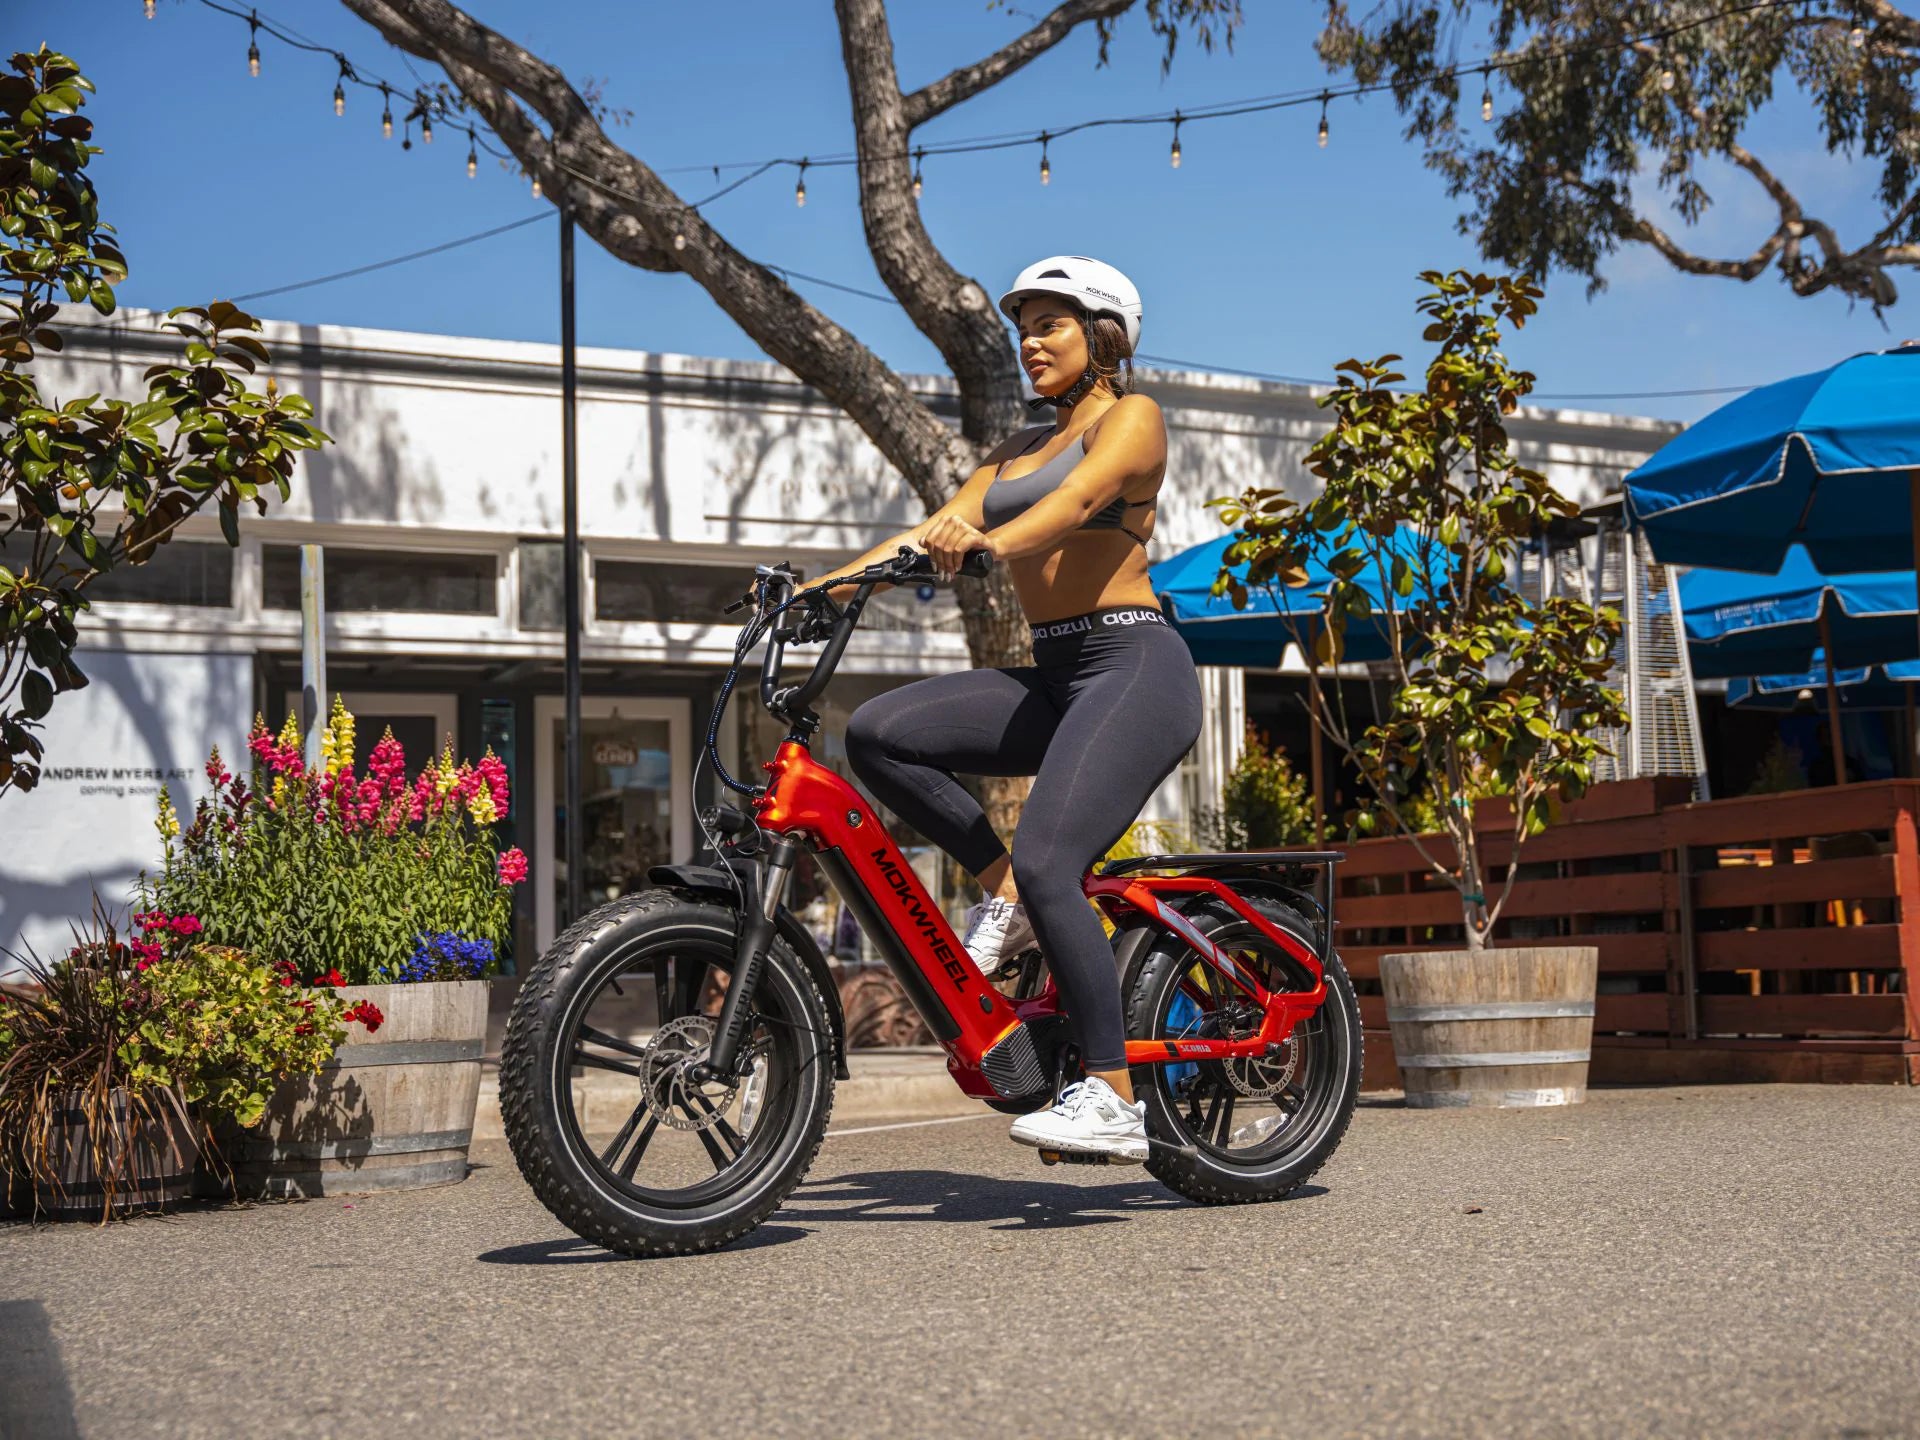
left=1040, top=153, right=1051, bottom=185
left=1317, top=113, right=1329, bottom=148
left=248, top=41, right=260, bottom=77
left=673, top=233, right=686, bottom=251
left=422, top=116, right=433, bottom=144
left=466, top=149, right=477, bottom=178
left=144, top=0, right=155, bottom=18
left=334, top=83, right=345, bottom=117
left=911, top=148, right=925, bottom=199
left=795, top=176, right=806, bottom=206
left=1660, top=66, right=1675, bottom=91
left=1170, top=135, right=1182, bottom=168
left=381, top=110, right=392, bottom=138
left=531, top=176, right=542, bottom=199
left=1850, top=25, right=1866, bottom=48
left=1481, top=87, right=1493, bottom=122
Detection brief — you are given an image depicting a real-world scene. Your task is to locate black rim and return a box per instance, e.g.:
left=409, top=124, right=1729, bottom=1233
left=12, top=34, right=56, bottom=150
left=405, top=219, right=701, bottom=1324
left=552, top=927, right=808, bottom=1209
left=1148, top=922, right=1343, bottom=1164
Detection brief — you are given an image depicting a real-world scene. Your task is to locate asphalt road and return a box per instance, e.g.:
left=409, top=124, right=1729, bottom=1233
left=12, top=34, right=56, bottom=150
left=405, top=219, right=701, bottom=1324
left=3, top=1084, right=1917, bottom=1440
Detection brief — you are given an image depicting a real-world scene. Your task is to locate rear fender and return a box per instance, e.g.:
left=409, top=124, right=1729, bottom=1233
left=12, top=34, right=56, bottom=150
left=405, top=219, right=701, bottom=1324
left=646, top=862, right=850, bottom=1080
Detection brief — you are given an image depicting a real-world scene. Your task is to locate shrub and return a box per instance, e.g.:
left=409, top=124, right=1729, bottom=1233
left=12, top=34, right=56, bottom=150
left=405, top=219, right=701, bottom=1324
left=1196, top=727, right=1318, bottom=850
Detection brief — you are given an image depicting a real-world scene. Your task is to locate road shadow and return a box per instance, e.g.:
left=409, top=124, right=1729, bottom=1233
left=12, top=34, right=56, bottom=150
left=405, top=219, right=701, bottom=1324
left=0, top=1299, right=82, bottom=1440
left=779, top=1168, right=1325, bottom=1231
left=476, top=1224, right=810, bottom=1265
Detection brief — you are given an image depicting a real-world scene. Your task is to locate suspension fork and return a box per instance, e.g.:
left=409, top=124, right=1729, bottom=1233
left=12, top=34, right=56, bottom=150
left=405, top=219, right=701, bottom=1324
left=704, top=833, right=801, bottom=1077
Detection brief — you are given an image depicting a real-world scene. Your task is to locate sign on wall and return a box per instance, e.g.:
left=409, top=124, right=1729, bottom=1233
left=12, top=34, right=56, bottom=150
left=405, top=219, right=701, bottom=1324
left=0, top=650, right=252, bottom=975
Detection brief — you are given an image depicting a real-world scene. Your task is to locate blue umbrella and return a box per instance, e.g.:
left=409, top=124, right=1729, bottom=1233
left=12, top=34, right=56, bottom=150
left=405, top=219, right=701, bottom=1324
left=1727, top=658, right=1920, bottom=712
left=1626, top=343, right=1920, bottom=574
left=1680, top=547, right=1918, bottom=679
left=1151, top=528, right=1436, bottom=667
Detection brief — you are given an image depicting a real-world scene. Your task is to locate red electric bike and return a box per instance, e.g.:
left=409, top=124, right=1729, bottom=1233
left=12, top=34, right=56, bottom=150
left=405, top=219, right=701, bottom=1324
left=499, top=549, right=1361, bottom=1257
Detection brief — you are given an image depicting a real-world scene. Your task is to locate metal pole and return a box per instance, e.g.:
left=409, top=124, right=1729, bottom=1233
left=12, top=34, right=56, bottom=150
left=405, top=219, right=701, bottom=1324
left=1819, top=606, right=1847, bottom=787
left=298, top=543, right=327, bottom=769
left=561, top=207, right=584, bottom=926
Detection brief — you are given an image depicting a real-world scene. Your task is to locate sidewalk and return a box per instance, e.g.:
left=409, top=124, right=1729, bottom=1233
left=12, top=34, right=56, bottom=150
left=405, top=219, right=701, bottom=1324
left=473, top=1046, right=973, bottom=1140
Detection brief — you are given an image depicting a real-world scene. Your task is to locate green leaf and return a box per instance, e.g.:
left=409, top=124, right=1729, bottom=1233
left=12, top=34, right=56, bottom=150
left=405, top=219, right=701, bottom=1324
left=20, top=671, right=53, bottom=720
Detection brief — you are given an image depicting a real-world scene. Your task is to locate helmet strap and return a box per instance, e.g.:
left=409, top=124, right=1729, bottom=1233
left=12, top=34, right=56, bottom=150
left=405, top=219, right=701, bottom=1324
left=1035, top=365, right=1100, bottom=411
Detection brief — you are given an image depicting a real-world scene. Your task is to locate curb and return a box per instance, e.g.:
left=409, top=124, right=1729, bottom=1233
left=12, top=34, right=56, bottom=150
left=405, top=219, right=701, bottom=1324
left=473, top=1056, right=983, bottom=1140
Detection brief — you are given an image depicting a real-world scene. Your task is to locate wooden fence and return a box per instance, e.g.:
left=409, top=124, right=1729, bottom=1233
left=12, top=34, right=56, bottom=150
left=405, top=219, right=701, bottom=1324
left=1335, top=777, right=1920, bottom=1089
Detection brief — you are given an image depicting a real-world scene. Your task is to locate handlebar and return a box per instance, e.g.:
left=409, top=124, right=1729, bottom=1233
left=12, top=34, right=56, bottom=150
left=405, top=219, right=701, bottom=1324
left=755, top=547, right=992, bottom=718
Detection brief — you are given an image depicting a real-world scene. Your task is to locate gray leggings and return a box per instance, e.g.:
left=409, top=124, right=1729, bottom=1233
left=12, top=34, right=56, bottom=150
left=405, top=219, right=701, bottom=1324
left=844, top=606, right=1203, bottom=1070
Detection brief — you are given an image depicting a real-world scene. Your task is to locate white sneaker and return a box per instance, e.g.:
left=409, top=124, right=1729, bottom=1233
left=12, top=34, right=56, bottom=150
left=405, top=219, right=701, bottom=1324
left=961, top=896, right=1036, bottom=976
left=1008, top=1077, right=1149, bottom=1163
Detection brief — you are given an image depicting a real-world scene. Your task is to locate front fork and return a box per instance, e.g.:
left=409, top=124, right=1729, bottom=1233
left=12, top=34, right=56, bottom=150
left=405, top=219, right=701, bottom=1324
left=703, top=833, right=801, bottom=1077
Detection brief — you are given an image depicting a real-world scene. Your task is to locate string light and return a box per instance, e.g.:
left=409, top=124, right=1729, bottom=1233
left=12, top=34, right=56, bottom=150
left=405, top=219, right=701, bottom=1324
left=466, top=127, right=477, bottom=178
left=246, top=11, right=260, bottom=76
left=1317, top=93, right=1329, bottom=148
left=421, top=112, right=433, bottom=144
left=1039, top=132, right=1051, bottom=185
left=531, top=175, right=542, bottom=199
left=1850, top=24, right=1866, bottom=47
left=144, top=0, right=155, bottom=18
left=1480, top=69, right=1493, bottom=121
left=332, top=57, right=349, bottom=116
left=795, top=158, right=808, bottom=207
left=1169, top=112, right=1183, bottom=169
left=673, top=233, right=687, bottom=251
left=1659, top=52, right=1676, bottom=90
left=380, top=83, right=392, bottom=139
left=911, top=145, right=924, bottom=199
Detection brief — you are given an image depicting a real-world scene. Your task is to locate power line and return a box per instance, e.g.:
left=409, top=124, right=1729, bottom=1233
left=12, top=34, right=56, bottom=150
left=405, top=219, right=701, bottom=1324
left=221, top=211, right=1758, bottom=403
left=229, top=212, right=550, bottom=301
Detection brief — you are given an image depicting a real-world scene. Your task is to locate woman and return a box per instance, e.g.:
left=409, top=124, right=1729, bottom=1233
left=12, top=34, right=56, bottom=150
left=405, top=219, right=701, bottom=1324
left=828, top=256, right=1202, bottom=1163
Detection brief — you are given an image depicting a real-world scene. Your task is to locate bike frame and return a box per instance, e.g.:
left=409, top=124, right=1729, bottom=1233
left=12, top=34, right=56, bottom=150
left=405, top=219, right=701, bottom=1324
left=755, top=738, right=1332, bottom=1097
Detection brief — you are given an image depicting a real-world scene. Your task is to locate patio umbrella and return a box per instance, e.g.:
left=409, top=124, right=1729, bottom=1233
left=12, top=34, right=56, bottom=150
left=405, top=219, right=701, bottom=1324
left=1150, top=527, right=1437, bottom=667
left=1726, top=658, right=1920, bottom=713
left=1681, top=550, right=1920, bottom=783
left=1625, top=341, right=1920, bottom=576
left=1679, top=548, right=1918, bottom=679
left=1151, top=526, right=1438, bottom=835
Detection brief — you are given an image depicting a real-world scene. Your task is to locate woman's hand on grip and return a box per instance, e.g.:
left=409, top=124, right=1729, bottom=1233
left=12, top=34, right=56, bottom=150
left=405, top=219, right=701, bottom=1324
left=920, top=514, right=995, bottom=581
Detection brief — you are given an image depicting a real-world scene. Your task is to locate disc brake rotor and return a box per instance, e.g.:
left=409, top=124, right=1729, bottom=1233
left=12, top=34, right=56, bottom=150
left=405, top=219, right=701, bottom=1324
left=640, top=1015, right=740, bottom=1132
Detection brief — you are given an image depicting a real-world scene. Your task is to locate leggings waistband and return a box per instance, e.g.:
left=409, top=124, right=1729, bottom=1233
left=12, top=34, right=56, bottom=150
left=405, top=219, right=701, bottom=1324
left=1028, top=605, right=1170, bottom=648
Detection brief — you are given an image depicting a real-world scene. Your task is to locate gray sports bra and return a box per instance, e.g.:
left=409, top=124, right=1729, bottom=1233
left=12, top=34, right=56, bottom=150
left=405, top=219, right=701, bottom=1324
left=980, top=427, right=1153, bottom=545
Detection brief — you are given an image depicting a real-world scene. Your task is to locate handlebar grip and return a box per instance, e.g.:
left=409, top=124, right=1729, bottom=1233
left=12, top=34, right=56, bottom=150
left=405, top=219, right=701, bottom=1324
left=895, top=547, right=995, bottom=581
left=957, top=548, right=994, bottom=579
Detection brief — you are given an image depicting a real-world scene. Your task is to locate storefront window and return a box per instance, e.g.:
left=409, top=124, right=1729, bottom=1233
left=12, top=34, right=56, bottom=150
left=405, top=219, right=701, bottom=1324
left=555, top=713, right=676, bottom=930
left=594, top=559, right=759, bottom=624
left=86, top=541, right=232, bottom=608
left=262, top=545, right=497, bottom=614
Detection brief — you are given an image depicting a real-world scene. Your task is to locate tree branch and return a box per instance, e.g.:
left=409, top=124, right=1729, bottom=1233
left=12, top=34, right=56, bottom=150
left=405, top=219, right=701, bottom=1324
left=340, top=0, right=976, bottom=502
left=902, top=0, right=1135, bottom=130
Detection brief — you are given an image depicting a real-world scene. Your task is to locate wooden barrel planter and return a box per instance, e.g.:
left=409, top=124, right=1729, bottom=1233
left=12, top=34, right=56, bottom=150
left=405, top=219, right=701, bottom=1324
left=19, top=1088, right=198, bottom=1221
left=218, top=980, right=487, bottom=1197
left=1380, top=947, right=1599, bottom=1109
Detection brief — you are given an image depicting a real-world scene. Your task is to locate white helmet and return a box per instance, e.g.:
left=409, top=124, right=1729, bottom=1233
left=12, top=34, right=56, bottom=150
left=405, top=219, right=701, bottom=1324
left=998, top=256, right=1143, bottom=353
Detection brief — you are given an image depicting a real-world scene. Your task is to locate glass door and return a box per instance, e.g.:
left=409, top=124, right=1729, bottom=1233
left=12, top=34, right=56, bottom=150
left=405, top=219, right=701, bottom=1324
left=533, top=697, right=692, bottom=949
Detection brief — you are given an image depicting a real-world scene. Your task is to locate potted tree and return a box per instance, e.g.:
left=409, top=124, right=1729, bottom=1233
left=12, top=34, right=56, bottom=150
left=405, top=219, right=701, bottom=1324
left=142, top=698, right=526, bottom=1194
left=1210, top=271, right=1629, bottom=1108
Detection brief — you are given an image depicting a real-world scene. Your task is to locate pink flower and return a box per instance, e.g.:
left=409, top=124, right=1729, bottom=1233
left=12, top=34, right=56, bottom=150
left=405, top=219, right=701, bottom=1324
left=476, top=751, right=510, bottom=814
left=497, top=847, right=529, bottom=886
left=170, top=915, right=202, bottom=938
left=368, top=733, right=408, bottom=799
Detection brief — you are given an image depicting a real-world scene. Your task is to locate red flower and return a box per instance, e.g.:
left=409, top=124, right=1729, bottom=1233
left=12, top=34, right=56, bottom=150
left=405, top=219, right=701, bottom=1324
left=170, top=915, right=203, bottom=938
left=496, top=847, right=529, bottom=886
left=313, top=968, right=346, bottom=987
left=343, top=999, right=385, bottom=1033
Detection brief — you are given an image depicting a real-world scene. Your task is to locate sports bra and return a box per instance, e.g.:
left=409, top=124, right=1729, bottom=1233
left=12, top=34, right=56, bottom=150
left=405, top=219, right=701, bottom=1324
left=980, top=426, right=1153, bottom=546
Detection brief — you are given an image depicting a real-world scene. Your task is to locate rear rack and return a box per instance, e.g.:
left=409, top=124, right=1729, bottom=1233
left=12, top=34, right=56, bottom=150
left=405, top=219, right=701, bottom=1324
left=1099, top=850, right=1344, bottom=965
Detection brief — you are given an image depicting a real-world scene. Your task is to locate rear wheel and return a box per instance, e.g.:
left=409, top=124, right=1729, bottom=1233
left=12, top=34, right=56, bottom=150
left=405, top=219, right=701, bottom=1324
left=1124, top=895, right=1361, bottom=1204
left=499, top=890, right=835, bottom=1257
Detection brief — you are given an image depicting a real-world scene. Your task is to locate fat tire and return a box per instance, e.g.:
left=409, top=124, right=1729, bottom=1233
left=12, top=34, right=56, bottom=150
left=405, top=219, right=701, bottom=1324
left=499, top=889, right=835, bottom=1257
left=1124, top=895, right=1361, bottom=1205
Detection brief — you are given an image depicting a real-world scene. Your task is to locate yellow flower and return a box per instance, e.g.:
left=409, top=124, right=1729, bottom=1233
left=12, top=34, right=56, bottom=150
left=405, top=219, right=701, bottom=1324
left=277, top=712, right=301, bottom=751
left=155, top=784, right=180, bottom=839
left=467, top=789, right=499, bottom=825
left=320, top=695, right=357, bottom=776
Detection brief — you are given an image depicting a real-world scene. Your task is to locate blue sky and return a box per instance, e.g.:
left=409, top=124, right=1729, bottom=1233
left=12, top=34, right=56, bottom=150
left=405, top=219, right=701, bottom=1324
left=45, top=0, right=1907, bottom=423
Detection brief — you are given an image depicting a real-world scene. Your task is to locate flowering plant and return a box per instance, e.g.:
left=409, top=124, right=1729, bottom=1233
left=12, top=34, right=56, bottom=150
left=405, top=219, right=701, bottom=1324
left=388, top=932, right=496, bottom=984
left=141, top=697, right=523, bottom=985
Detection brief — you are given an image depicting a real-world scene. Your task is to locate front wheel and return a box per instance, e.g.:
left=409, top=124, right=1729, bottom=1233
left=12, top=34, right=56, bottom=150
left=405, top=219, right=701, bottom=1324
left=499, top=890, right=835, bottom=1257
left=1124, top=894, right=1361, bottom=1204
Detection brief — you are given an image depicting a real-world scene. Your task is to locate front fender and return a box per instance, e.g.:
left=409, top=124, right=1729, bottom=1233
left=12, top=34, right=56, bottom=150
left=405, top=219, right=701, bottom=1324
left=647, top=862, right=850, bottom=1080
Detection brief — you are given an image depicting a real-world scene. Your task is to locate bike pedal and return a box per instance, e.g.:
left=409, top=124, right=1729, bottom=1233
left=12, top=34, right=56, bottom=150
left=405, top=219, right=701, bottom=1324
left=1036, top=1148, right=1109, bottom=1167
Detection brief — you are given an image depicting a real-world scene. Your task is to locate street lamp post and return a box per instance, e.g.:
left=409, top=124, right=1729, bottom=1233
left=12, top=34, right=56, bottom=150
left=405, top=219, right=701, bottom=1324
left=560, top=206, right=584, bottom=927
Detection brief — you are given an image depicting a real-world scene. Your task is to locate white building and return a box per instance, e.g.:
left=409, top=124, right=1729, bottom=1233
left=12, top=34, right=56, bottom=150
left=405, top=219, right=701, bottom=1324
left=0, top=309, right=1677, bottom=969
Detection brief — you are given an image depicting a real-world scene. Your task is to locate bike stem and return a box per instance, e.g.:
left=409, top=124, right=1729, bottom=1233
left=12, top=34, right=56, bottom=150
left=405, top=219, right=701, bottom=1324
left=704, top=832, right=800, bottom=1077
